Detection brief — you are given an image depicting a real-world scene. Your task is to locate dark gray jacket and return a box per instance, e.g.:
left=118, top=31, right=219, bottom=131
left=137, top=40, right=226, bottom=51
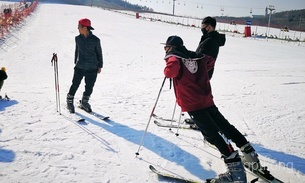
left=74, top=32, right=103, bottom=70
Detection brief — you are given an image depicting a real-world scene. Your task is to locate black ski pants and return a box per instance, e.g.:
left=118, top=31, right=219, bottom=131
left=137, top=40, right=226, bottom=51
left=0, top=80, right=3, bottom=91
left=68, top=67, right=98, bottom=97
left=188, top=105, right=248, bottom=157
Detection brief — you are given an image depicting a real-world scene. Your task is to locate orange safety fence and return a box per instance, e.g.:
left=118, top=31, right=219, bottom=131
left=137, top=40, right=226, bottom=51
left=0, top=0, right=39, bottom=39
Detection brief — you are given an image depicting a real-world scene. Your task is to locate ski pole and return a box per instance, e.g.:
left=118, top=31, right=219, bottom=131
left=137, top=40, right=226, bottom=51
left=55, top=56, right=61, bottom=114
left=175, top=110, right=183, bottom=136
left=168, top=102, right=177, bottom=130
left=135, top=77, right=166, bottom=156
left=51, top=53, right=61, bottom=114
left=52, top=53, right=59, bottom=113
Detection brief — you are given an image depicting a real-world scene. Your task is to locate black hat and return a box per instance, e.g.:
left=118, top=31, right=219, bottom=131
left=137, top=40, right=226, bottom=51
left=202, top=16, right=216, bottom=28
left=162, top=36, right=183, bottom=47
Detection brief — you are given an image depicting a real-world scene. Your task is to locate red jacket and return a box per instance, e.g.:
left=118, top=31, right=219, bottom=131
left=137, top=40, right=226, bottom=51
left=164, top=54, right=215, bottom=112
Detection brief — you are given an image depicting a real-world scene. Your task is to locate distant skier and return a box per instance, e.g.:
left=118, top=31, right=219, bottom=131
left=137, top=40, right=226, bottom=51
left=67, top=18, right=103, bottom=113
left=0, top=67, right=8, bottom=99
left=162, top=35, right=262, bottom=183
left=196, top=16, right=225, bottom=79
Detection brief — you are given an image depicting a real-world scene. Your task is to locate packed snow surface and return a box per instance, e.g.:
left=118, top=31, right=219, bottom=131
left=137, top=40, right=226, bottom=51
left=0, top=3, right=304, bottom=183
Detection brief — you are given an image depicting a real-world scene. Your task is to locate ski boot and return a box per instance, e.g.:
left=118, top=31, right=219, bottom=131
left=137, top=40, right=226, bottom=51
left=185, top=118, right=195, bottom=124
left=209, top=151, right=247, bottom=183
left=80, top=94, right=92, bottom=113
left=240, top=143, right=261, bottom=171
left=66, top=94, right=75, bottom=113
left=240, top=143, right=277, bottom=181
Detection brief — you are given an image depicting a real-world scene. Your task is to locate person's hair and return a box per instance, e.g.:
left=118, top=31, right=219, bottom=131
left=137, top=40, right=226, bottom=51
left=202, top=16, right=216, bottom=28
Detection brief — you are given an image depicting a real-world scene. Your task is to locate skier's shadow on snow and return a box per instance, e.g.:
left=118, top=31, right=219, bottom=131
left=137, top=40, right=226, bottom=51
left=254, top=144, right=305, bottom=174
left=0, top=148, right=15, bottom=163
left=0, top=100, right=18, bottom=111
left=0, top=100, right=18, bottom=162
left=0, top=129, right=16, bottom=163
left=77, top=113, right=216, bottom=180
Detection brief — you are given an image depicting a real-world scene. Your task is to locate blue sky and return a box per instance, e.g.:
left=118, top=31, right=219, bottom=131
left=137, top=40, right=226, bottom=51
left=127, top=0, right=305, bottom=17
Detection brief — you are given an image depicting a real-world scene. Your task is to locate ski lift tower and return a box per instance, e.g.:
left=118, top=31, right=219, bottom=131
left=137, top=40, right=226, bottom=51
left=172, top=0, right=177, bottom=15
left=266, top=5, right=275, bottom=37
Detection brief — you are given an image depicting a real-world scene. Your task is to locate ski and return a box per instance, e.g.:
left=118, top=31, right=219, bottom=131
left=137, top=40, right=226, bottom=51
left=149, top=165, right=203, bottom=183
left=61, top=107, right=86, bottom=124
left=76, top=118, right=86, bottom=124
left=153, top=114, right=196, bottom=125
left=87, top=111, right=110, bottom=121
left=62, top=113, right=86, bottom=124
left=78, top=100, right=110, bottom=121
left=243, top=164, right=284, bottom=183
left=154, top=120, right=200, bottom=130
left=152, top=113, right=176, bottom=122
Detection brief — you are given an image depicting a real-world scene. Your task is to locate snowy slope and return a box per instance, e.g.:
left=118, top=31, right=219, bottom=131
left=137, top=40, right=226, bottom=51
left=0, top=3, right=304, bottom=183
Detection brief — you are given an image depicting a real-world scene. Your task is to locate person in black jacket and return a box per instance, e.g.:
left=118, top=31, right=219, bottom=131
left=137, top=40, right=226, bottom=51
left=67, top=18, right=103, bottom=113
left=185, top=17, right=226, bottom=124
left=0, top=67, right=8, bottom=96
left=196, top=16, right=226, bottom=79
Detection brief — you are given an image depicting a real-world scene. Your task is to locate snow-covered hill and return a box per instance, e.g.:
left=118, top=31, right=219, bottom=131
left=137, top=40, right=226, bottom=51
left=0, top=3, right=304, bottom=183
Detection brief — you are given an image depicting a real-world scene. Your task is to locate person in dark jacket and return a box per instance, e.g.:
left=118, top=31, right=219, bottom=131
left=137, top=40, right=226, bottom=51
left=196, top=16, right=225, bottom=79
left=0, top=67, right=8, bottom=97
left=67, top=18, right=103, bottom=113
left=163, top=36, right=262, bottom=183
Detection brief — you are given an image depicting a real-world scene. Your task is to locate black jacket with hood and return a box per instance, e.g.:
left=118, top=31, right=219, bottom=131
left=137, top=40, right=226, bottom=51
left=196, top=31, right=225, bottom=79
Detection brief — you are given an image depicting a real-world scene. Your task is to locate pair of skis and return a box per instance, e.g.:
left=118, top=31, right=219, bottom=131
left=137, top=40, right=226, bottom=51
left=150, top=114, right=283, bottom=183
left=79, top=109, right=110, bottom=122
left=154, top=120, right=199, bottom=130
left=153, top=113, right=199, bottom=130
left=77, top=100, right=110, bottom=122
left=63, top=107, right=110, bottom=124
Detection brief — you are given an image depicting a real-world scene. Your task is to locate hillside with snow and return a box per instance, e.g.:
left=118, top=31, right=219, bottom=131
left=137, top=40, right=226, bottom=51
left=0, top=3, right=304, bottom=183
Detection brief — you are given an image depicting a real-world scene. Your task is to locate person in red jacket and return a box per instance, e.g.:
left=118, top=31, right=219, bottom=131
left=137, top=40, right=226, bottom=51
left=163, top=36, right=261, bottom=183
